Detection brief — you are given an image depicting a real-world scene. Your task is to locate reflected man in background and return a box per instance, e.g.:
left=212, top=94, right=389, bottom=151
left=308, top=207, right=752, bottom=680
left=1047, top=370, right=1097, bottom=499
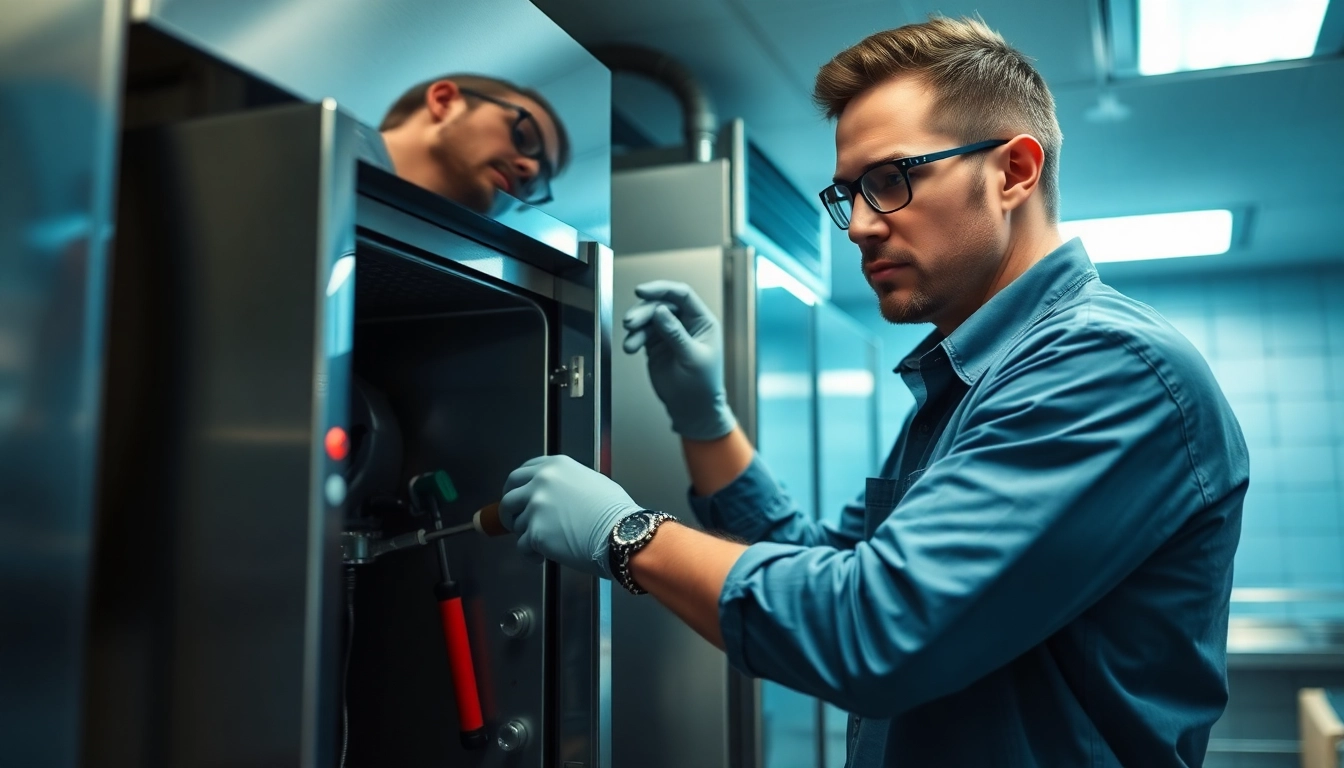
left=377, top=74, right=569, bottom=215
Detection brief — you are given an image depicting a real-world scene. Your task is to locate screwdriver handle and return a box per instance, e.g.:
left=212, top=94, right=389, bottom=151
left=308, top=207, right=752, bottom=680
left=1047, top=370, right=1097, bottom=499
left=473, top=503, right=508, bottom=537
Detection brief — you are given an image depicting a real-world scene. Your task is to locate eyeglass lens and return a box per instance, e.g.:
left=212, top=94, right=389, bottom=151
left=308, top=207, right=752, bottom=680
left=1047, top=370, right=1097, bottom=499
left=511, top=114, right=544, bottom=159
left=823, top=164, right=913, bottom=228
left=862, top=165, right=911, bottom=214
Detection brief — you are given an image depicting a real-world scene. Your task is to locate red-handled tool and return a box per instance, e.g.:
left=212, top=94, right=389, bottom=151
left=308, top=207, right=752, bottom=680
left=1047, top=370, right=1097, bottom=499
left=435, top=579, right=488, bottom=749
left=409, top=471, right=492, bottom=751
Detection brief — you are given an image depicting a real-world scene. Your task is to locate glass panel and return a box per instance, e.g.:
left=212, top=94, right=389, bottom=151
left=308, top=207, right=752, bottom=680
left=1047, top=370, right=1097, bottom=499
left=151, top=0, right=612, bottom=242
left=816, top=304, right=879, bottom=528
left=756, top=255, right=818, bottom=768
left=815, top=303, right=881, bottom=766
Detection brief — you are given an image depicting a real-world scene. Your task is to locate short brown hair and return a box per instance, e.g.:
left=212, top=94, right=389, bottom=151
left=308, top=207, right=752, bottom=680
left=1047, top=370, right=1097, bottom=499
left=814, top=16, right=1063, bottom=221
left=379, top=73, right=571, bottom=172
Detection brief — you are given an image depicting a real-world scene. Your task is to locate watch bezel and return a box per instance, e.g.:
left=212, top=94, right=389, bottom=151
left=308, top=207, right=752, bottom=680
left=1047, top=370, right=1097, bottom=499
left=613, top=512, right=656, bottom=546
left=609, top=510, right=675, bottom=595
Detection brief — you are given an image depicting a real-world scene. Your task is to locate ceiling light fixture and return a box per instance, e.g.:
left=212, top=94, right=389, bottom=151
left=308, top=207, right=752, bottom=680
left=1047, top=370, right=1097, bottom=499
left=1058, top=210, right=1235, bottom=263
left=1136, top=0, right=1331, bottom=75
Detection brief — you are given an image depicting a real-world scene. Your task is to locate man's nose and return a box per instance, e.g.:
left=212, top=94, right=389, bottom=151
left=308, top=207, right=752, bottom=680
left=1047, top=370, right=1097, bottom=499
left=847, top=194, right=889, bottom=245
left=512, top=155, right=540, bottom=182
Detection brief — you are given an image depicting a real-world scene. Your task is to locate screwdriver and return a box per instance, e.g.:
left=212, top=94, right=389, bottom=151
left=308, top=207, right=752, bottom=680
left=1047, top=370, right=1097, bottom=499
left=407, top=471, right=502, bottom=751
left=368, top=502, right=506, bottom=558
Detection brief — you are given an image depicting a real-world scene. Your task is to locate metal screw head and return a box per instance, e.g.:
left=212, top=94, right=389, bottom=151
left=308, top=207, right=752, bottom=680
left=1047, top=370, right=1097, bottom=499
left=500, top=607, right=533, bottom=639
left=497, top=719, right=528, bottom=752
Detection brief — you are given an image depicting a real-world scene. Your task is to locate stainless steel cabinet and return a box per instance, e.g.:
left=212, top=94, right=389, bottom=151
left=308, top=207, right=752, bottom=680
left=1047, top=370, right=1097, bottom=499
left=58, top=5, right=612, bottom=766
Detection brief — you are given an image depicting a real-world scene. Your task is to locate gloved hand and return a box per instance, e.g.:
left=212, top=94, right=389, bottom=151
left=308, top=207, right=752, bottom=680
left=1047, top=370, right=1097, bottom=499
left=622, top=280, right=737, bottom=441
left=498, top=455, right=643, bottom=579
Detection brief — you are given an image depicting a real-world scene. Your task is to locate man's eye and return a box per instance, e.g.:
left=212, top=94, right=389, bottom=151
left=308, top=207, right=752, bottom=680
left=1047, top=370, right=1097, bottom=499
left=870, top=171, right=904, bottom=190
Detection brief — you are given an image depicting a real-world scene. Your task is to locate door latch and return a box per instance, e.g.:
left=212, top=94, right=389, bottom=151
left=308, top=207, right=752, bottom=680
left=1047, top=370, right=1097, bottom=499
left=550, top=355, right=585, bottom=398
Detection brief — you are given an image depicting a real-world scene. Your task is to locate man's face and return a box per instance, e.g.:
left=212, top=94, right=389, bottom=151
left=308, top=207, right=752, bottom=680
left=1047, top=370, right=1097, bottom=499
left=833, top=76, right=1007, bottom=330
left=429, top=88, right=562, bottom=214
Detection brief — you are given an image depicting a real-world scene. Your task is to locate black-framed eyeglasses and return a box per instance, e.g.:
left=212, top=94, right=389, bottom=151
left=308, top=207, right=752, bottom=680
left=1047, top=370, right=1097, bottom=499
left=819, top=139, right=1009, bottom=230
left=459, top=87, right=555, bottom=205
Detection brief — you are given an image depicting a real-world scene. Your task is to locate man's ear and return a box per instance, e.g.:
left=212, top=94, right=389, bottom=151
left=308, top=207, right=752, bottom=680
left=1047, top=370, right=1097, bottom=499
left=998, top=134, right=1045, bottom=213
left=424, top=79, right=465, bottom=123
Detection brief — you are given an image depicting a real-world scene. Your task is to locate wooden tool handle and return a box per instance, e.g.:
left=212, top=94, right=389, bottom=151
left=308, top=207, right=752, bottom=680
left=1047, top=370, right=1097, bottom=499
left=473, top=503, right=509, bottom=537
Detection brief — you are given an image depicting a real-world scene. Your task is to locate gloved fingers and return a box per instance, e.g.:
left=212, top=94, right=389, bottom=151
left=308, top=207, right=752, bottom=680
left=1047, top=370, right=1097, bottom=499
left=633, top=280, right=693, bottom=304
left=497, top=484, right=533, bottom=532
left=650, top=304, right=695, bottom=360
left=621, top=299, right=663, bottom=330
left=623, top=300, right=681, bottom=354
left=501, top=457, right=547, bottom=498
left=621, top=327, right=647, bottom=355
left=633, top=281, right=713, bottom=325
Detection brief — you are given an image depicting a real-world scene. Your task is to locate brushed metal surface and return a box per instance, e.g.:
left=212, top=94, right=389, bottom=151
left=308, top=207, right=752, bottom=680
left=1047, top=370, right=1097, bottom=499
left=611, top=246, right=745, bottom=768
left=0, top=0, right=126, bottom=765
left=140, top=0, right=611, bottom=243
left=86, top=102, right=355, bottom=767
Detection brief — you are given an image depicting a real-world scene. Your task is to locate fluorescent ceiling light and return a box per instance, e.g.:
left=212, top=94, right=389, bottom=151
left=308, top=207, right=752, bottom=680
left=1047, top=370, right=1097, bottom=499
left=757, top=256, right=818, bottom=306
left=1058, top=210, right=1234, bottom=263
left=1138, top=0, right=1331, bottom=75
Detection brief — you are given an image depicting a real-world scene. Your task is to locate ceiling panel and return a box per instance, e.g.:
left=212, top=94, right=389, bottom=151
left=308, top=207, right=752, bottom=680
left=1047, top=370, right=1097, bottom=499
left=529, top=0, right=1344, bottom=304
left=1055, top=59, right=1344, bottom=220
left=734, top=0, right=916, bottom=109
left=532, top=0, right=730, bottom=39
left=741, top=0, right=1098, bottom=95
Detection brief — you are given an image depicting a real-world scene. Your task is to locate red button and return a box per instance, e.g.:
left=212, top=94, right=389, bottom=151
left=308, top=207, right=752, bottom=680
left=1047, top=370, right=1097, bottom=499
left=325, top=427, right=349, bottom=461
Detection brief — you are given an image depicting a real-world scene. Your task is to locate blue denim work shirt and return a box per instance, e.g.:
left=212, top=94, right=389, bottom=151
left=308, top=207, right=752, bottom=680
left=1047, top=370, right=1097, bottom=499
left=689, top=239, right=1249, bottom=767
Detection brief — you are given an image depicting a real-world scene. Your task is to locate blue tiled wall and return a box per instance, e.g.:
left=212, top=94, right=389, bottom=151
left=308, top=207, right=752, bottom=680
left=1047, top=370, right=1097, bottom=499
left=1107, top=267, right=1344, bottom=621
left=841, top=264, right=1344, bottom=622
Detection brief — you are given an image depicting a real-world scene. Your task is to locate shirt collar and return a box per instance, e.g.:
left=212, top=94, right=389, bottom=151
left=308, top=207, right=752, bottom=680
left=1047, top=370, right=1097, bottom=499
left=923, top=238, right=1098, bottom=385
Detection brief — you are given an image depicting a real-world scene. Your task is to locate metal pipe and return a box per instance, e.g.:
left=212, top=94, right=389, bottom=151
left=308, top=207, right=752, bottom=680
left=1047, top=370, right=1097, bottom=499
left=591, top=44, right=718, bottom=162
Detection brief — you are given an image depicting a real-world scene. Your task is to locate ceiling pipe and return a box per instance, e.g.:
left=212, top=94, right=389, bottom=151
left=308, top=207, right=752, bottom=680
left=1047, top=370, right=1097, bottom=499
left=591, top=44, right=718, bottom=162
left=1084, top=0, right=1131, bottom=122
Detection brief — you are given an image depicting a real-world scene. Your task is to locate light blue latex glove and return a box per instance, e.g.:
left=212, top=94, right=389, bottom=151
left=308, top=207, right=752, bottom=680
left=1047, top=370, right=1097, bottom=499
left=498, top=455, right=643, bottom=579
left=621, top=280, right=737, bottom=441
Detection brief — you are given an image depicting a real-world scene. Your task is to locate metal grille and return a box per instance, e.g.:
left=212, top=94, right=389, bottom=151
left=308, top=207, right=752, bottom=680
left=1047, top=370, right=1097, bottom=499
left=746, top=141, right=825, bottom=279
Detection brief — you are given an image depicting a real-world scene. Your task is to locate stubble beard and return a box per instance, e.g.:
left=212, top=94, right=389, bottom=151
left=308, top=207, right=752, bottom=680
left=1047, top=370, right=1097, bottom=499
left=430, top=122, right=494, bottom=214
left=869, top=190, right=1003, bottom=328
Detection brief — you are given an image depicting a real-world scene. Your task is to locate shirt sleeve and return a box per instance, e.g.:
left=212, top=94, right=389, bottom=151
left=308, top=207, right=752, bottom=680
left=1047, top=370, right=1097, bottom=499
left=717, top=323, right=1211, bottom=717
left=688, top=452, right=864, bottom=549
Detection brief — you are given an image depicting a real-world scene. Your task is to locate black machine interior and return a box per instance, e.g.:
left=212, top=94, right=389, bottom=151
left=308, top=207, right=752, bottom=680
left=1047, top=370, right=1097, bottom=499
left=341, top=239, right=553, bottom=766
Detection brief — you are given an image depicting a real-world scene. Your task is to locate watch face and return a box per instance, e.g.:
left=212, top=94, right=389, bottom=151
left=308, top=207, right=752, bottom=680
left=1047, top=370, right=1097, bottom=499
left=615, top=513, right=652, bottom=544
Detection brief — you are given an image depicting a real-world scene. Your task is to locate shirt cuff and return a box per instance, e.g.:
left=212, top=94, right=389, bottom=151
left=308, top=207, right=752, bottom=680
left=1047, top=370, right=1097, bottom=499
left=717, top=541, right=807, bottom=678
left=686, top=453, right=794, bottom=540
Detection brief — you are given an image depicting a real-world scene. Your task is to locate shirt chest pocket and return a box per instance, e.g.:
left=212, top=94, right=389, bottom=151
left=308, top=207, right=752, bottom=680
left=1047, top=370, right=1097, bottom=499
left=864, top=471, right=923, bottom=538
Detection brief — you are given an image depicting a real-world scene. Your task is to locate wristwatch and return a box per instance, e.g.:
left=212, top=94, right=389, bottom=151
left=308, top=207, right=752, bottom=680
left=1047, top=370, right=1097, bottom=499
left=609, top=510, right=677, bottom=595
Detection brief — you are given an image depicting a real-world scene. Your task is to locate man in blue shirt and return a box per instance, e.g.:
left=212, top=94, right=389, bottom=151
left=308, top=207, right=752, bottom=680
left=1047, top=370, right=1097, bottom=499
left=498, top=16, right=1248, bottom=767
